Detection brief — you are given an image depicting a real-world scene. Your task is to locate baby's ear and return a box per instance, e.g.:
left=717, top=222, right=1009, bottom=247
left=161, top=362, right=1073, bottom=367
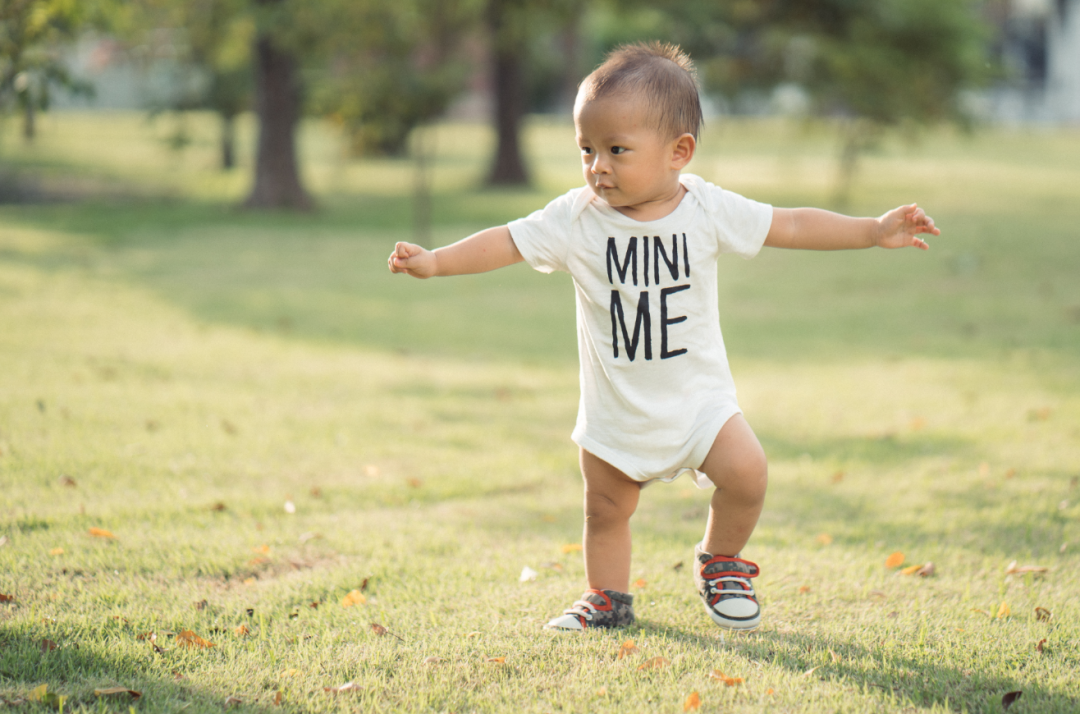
left=671, top=133, right=695, bottom=168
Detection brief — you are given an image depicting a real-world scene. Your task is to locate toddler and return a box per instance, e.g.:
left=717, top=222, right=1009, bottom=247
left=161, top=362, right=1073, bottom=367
left=388, top=42, right=938, bottom=631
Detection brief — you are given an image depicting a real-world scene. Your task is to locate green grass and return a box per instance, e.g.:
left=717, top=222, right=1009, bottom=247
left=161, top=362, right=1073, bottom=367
left=1, top=111, right=1079, bottom=713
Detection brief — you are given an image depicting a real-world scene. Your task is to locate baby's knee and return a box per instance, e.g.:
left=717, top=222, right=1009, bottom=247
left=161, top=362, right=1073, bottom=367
left=584, top=489, right=637, bottom=525
left=713, top=447, right=768, bottom=502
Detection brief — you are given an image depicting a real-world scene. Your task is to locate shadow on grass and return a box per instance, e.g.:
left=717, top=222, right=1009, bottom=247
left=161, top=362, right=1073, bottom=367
left=632, top=623, right=1076, bottom=713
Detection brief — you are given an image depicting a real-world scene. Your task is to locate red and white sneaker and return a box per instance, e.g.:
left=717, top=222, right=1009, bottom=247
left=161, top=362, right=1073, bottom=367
left=543, top=589, right=635, bottom=631
left=694, top=543, right=761, bottom=630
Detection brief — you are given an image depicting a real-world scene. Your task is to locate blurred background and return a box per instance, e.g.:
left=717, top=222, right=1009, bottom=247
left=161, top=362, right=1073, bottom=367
left=1, top=0, right=1078, bottom=213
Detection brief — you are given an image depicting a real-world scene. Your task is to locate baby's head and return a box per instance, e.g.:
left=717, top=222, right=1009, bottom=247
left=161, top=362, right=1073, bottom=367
left=574, top=42, right=702, bottom=215
left=576, top=41, right=702, bottom=142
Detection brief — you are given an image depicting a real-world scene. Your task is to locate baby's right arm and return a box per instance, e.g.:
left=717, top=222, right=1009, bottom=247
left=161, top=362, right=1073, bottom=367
left=388, top=226, right=523, bottom=279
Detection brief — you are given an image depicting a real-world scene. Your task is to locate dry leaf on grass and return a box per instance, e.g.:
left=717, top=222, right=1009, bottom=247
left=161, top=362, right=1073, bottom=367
left=234, top=625, right=250, bottom=636
left=632, top=578, right=647, bottom=588
left=595, top=686, right=608, bottom=697
left=1002, top=691, right=1023, bottom=710
left=225, top=696, right=243, bottom=706
left=340, top=590, right=366, bottom=607
left=996, top=602, right=1011, bottom=619
left=93, top=687, right=141, bottom=699
left=617, top=640, right=640, bottom=660
left=176, top=630, right=215, bottom=648
left=1036, top=639, right=1047, bottom=653
left=253, top=544, right=271, bottom=555
left=40, top=639, right=58, bottom=653
left=485, top=657, right=506, bottom=664
left=323, top=682, right=362, bottom=694
left=971, top=608, right=991, bottom=617
left=423, top=656, right=445, bottom=665
left=802, top=666, right=821, bottom=678
left=637, top=656, right=669, bottom=671
left=1005, top=561, right=1049, bottom=575
left=916, top=562, right=936, bottom=577
left=709, top=670, right=744, bottom=686
left=885, top=552, right=905, bottom=568
left=49, top=547, right=64, bottom=556
left=561, top=543, right=583, bottom=554
left=273, top=691, right=283, bottom=705
left=798, top=585, right=811, bottom=595
left=28, top=684, right=65, bottom=708
left=0, top=593, right=14, bottom=603
left=60, top=476, right=77, bottom=487
left=1035, top=607, right=1052, bottom=622
left=829, top=649, right=842, bottom=663
left=816, top=533, right=833, bottom=545
left=900, top=564, right=923, bottom=576
left=683, top=691, right=701, bottom=711
left=88, top=527, right=115, bottom=539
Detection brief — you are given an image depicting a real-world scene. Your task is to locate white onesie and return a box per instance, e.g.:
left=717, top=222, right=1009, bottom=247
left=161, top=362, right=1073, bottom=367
left=508, top=174, right=772, bottom=486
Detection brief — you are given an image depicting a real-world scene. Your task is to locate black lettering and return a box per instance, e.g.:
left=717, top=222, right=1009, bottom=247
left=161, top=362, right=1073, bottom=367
left=642, top=236, right=649, bottom=287
left=660, top=284, right=690, bottom=359
left=682, top=233, right=690, bottom=278
left=654, top=234, right=679, bottom=284
left=610, top=290, right=652, bottom=361
left=606, top=237, right=637, bottom=286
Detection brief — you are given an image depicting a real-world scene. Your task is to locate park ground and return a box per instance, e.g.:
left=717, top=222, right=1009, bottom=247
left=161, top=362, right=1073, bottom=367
left=1, top=111, right=1079, bottom=713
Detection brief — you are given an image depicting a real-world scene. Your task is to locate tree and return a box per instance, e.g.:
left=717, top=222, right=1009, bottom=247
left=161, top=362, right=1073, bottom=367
left=0, top=0, right=93, bottom=144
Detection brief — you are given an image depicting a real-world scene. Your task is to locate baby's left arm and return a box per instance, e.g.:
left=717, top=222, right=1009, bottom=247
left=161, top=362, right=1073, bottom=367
left=764, top=204, right=939, bottom=251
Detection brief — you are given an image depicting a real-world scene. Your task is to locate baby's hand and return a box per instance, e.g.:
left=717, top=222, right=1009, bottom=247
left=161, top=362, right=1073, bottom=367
left=875, top=204, right=940, bottom=250
left=388, top=241, right=437, bottom=278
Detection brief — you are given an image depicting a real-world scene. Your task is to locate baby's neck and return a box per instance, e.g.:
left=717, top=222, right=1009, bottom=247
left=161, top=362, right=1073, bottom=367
left=612, top=181, right=688, bottom=222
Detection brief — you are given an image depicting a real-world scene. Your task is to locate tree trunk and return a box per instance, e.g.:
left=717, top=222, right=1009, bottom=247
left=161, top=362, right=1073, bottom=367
left=22, top=94, right=35, bottom=143
left=220, top=112, right=236, bottom=170
left=244, top=26, right=313, bottom=210
left=486, top=0, right=529, bottom=186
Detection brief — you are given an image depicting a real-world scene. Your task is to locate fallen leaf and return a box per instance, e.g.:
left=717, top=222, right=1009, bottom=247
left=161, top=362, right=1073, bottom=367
left=541, top=514, right=557, bottom=523
left=542, top=561, right=564, bottom=572
left=176, top=630, right=215, bottom=648
left=0, top=593, right=14, bottom=603
left=816, top=533, right=833, bottom=545
left=225, top=696, right=243, bottom=706
left=360, top=577, right=369, bottom=592
left=234, top=625, right=250, bottom=636
left=222, top=420, right=239, bottom=435
left=870, top=590, right=887, bottom=598
left=485, top=657, right=506, bottom=663
left=40, top=639, right=58, bottom=653
left=766, top=688, right=775, bottom=695
left=1035, top=607, right=1052, bottom=622
left=88, top=527, right=116, bottom=539
left=1036, top=639, right=1047, bottom=653
left=683, top=691, right=701, bottom=711
left=831, top=471, right=844, bottom=484
left=1005, top=468, right=1017, bottom=479
left=617, top=640, right=640, bottom=660
left=28, top=684, right=65, bottom=708
left=979, top=462, right=991, bottom=477
left=340, top=590, right=366, bottom=607
left=194, top=599, right=208, bottom=610
left=279, top=668, right=298, bottom=678
left=709, top=670, right=744, bottom=686
left=560, top=543, right=583, bottom=554
left=274, top=691, right=283, bottom=705
left=406, top=478, right=422, bottom=488
left=243, top=577, right=256, bottom=586
left=370, top=623, right=387, bottom=636
left=520, top=566, right=538, bottom=582
left=885, top=552, right=905, bottom=568
left=672, top=561, right=684, bottom=571
left=900, top=564, right=923, bottom=576
left=93, top=687, right=141, bottom=699
left=632, top=578, right=647, bottom=588
left=423, top=656, right=445, bottom=664
left=798, top=585, right=811, bottom=594
left=996, top=602, right=1011, bottom=619
left=971, top=608, right=991, bottom=617
left=49, top=547, right=64, bottom=556
left=1027, top=407, right=1051, bottom=421
left=309, top=601, right=320, bottom=609
left=136, top=632, right=154, bottom=641
left=324, top=678, right=362, bottom=691
left=60, top=476, right=77, bottom=488
left=253, top=544, right=271, bottom=555
left=210, top=502, right=227, bottom=512
left=248, top=557, right=270, bottom=566
left=829, top=649, right=841, bottom=663
left=802, top=666, right=821, bottom=678
left=466, top=631, right=480, bottom=639
left=910, top=417, right=926, bottom=431
left=1005, top=561, right=1049, bottom=575
left=595, top=686, right=608, bottom=696
left=917, top=562, right=936, bottom=577
left=1002, top=691, right=1023, bottom=710
left=637, top=656, right=669, bottom=671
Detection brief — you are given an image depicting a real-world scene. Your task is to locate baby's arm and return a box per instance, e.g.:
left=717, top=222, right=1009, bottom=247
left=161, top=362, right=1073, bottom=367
left=764, top=204, right=939, bottom=251
left=388, top=226, right=523, bottom=279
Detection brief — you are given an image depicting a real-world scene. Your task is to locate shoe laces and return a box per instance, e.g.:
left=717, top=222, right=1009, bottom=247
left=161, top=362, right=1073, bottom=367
left=702, top=557, right=758, bottom=603
left=563, top=599, right=599, bottom=621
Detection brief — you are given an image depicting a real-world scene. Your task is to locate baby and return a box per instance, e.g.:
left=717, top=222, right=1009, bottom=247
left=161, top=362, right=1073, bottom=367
left=389, top=42, right=938, bottom=631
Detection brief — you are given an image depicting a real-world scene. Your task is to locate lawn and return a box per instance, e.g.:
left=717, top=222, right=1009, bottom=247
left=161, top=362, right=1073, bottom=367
left=1, top=111, right=1079, bottom=713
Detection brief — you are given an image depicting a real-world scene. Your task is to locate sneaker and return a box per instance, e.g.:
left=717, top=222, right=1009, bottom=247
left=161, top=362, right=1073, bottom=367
left=544, top=589, right=635, bottom=631
left=694, top=543, right=761, bottom=630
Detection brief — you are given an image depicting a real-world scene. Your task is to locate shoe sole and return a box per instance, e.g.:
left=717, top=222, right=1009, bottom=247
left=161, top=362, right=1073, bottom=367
left=702, top=601, right=761, bottom=631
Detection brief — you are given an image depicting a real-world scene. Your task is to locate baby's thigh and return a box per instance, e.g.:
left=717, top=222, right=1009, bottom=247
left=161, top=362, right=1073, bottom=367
left=698, top=414, right=768, bottom=494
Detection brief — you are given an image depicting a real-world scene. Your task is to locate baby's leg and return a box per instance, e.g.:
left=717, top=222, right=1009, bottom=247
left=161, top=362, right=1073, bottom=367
left=580, top=449, right=642, bottom=593
left=698, top=414, right=768, bottom=557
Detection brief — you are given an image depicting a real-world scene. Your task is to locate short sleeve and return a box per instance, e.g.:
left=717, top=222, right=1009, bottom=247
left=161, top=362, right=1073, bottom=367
left=507, top=188, right=579, bottom=274
left=683, top=174, right=773, bottom=260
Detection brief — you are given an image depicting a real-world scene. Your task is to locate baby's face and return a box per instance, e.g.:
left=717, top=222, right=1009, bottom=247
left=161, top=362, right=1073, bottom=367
left=574, top=94, right=683, bottom=216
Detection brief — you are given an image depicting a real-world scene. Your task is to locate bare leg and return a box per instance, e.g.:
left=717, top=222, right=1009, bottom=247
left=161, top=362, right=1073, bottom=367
left=698, top=414, right=768, bottom=557
left=580, top=449, right=642, bottom=593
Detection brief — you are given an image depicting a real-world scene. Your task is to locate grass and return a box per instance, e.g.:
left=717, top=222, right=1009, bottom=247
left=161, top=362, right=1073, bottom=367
left=1, top=110, right=1079, bottom=713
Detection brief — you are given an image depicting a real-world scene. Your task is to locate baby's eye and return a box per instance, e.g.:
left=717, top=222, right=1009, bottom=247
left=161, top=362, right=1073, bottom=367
left=611, top=146, right=626, bottom=155
left=580, top=146, right=593, bottom=156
